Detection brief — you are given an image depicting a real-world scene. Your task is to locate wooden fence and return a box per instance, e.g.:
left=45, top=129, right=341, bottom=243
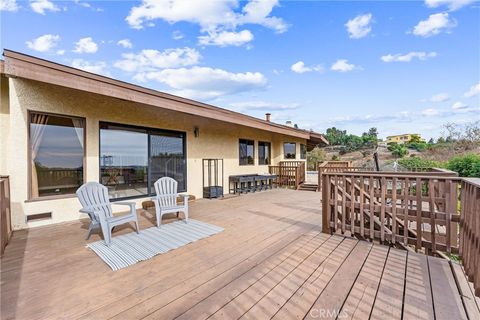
left=318, top=161, right=370, bottom=191
left=459, top=178, right=480, bottom=296
left=1, top=176, right=12, bottom=256
left=322, top=171, right=479, bottom=296
left=269, top=161, right=306, bottom=189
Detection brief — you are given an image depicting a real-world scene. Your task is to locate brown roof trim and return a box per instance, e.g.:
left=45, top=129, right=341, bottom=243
left=309, top=131, right=329, bottom=145
left=2, top=49, right=326, bottom=140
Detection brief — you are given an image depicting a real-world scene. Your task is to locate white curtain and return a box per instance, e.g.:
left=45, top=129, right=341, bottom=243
left=30, top=113, right=49, bottom=198
left=71, top=118, right=84, bottom=148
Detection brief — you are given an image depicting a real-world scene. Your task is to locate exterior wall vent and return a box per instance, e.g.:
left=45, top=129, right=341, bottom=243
left=26, top=212, right=52, bottom=222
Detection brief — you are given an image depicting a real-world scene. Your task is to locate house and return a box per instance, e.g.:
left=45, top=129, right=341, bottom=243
left=385, top=133, right=424, bottom=144
left=0, top=50, right=327, bottom=230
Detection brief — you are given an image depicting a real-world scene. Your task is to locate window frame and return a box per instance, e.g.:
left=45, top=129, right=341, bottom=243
left=98, top=121, right=187, bottom=201
left=27, top=110, right=87, bottom=201
left=283, top=142, right=297, bottom=159
left=239, top=139, right=255, bottom=166
left=258, top=141, right=271, bottom=165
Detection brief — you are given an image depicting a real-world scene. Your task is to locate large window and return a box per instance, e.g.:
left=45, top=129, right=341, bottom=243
left=239, top=139, right=254, bottom=165
left=284, top=142, right=296, bottom=159
left=258, top=141, right=271, bottom=165
left=100, top=123, right=186, bottom=199
left=29, top=112, right=85, bottom=198
left=300, top=144, right=307, bottom=159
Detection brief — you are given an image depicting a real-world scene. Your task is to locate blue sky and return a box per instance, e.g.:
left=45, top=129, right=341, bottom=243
left=1, top=0, right=479, bottom=139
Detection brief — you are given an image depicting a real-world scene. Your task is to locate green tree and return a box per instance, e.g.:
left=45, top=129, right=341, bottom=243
left=446, top=154, right=480, bottom=177
left=409, top=134, right=422, bottom=143
left=306, top=147, right=326, bottom=170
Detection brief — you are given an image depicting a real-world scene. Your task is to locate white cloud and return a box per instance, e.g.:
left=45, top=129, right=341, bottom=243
left=345, top=13, right=373, bottom=39
left=452, top=101, right=468, bottom=110
left=126, top=0, right=287, bottom=31
left=330, top=59, right=359, bottom=72
left=56, top=49, right=65, bottom=55
left=381, top=51, right=437, bottom=62
left=172, top=30, right=184, bottom=40
left=26, top=34, right=60, bottom=52
left=229, top=100, right=300, bottom=111
left=464, top=82, right=480, bottom=98
left=30, top=0, right=59, bottom=15
left=114, top=48, right=201, bottom=72
left=425, top=0, right=475, bottom=11
left=134, top=66, right=267, bottom=100
left=117, top=39, right=133, bottom=49
left=422, top=108, right=440, bottom=116
left=1, top=0, right=18, bottom=11
left=198, top=29, right=254, bottom=47
left=412, top=12, right=456, bottom=37
left=71, top=59, right=109, bottom=76
left=73, top=37, right=98, bottom=53
left=290, top=61, right=324, bottom=74
left=429, top=93, right=450, bottom=102
left=125, top=0, right=287, bottom=47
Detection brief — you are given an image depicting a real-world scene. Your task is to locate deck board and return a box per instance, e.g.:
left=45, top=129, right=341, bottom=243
left=0, top=189, right=471, bottom=320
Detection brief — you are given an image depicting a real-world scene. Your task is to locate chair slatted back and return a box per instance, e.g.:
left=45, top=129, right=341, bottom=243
left=154, top=177, right=178, bottom=208
left=76, top=182, right=113, bottom=220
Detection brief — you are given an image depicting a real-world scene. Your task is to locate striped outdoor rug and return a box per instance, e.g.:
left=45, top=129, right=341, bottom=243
left=87, top=219, right=224, bottom=270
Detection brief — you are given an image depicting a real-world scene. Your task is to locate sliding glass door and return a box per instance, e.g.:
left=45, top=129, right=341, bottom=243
left=150, top=132, right=186, bottom=192
left=100, top=122, right=186, bottom=199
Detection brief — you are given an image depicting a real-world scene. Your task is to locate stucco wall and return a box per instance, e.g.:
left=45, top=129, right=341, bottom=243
left=2, top=78, right=306, bottom=229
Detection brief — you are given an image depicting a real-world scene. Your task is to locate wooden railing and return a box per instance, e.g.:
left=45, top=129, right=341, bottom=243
left=322, top=171, right=479, bottom=296
left=269, top=161, right=306, bottom=189
left=317, top=161, right=371, bottom=191
left=1, top=176, right=12, bottom=256
left=459, top=178, right=479, bottom=296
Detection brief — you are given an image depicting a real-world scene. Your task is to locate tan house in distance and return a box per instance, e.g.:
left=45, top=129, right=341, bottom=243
left=0, top=50, right=327, bottom=230
left=385, top=133, right=424, bottom=144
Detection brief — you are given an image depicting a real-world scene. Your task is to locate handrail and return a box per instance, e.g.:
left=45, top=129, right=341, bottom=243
left=269, top=161, right=305, bottom=189
left=459, top=178, right=479, bottom=296
left=0, top=176, right=12, bottom=256
left=321, top=172, right=479, bottom=297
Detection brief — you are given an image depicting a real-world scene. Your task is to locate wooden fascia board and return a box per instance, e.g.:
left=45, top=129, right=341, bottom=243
left=3, top=50, right=310, bottom=139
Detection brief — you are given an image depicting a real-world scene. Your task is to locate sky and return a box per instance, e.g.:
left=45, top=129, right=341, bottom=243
left=1, top=0, right=479, bottom=140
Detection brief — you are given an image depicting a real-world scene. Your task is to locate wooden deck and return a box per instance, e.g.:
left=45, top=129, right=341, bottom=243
left=1, top=189, right=478, bottom=320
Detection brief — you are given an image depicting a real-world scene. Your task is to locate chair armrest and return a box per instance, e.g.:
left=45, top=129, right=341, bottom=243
left=113, top=201, right=136, bottom=207
left=181, top=194, right=189, bottom=203
left=112, top=201, right=137, bottom=216
left=79, top=208, right=96, bottom=214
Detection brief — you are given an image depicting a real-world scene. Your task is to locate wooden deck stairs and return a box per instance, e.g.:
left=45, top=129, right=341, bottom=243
left=297, top=183, right=318, bottom=192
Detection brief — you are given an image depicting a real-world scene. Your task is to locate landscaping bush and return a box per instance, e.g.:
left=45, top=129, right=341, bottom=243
left=446, top=153, right=480, bottom=177
left=388, top=143, right=408, bottom=158
left=406, top=142, right=429, bottom=152
left=398, top=157, right=443, bottom=169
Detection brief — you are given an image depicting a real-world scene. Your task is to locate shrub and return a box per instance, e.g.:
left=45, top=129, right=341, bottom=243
left=406, top=142, right=428, bottom=152
left=398, top=157, right=443, bottom=169
left=446, top=154, right=480, bottom=177
left=388, top=143, right=408, bottom=158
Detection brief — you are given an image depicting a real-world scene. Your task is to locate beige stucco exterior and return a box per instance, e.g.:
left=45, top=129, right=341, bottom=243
left=1, top=78, right=307, bottom=229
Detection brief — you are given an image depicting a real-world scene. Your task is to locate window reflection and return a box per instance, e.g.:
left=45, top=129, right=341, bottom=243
left=30, top=113, right=84, bottom=197
left=100, top=125, right=148, bottom=199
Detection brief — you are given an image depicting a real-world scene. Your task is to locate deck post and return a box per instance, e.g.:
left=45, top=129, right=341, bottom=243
left=322, top=174, right=330, bottom=234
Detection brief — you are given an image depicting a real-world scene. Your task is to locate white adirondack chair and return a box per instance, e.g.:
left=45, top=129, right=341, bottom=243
left=76, top=182, right=140, bottom=246
left=152, top=177, right=189, bottom=227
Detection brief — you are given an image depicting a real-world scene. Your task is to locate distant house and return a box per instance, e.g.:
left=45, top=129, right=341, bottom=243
left=385, top=133, right=424, bottom=144
left=0, top=50, right=327, bottom=229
